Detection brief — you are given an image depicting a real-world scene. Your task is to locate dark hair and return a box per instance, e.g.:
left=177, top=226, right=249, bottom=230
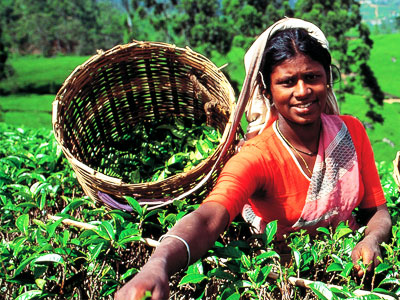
left=261, top=28, right=332, bottom=94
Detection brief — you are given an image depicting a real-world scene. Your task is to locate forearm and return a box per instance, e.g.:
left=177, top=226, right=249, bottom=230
left=149, top=202, right=230, bottom=276
left=363, top=204, right=392, bottom=244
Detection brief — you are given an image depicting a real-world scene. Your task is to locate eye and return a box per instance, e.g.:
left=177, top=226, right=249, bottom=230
left=305, top=73, right=322, bottom=82
left=278, top=77, right=296, bottom=86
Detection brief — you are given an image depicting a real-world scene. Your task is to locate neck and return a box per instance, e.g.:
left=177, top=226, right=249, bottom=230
left=277, top=116, right=321, bottom=153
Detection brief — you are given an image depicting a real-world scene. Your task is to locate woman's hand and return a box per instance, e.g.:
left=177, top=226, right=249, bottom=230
left=114, top=202, right=230, bottom=300
left=351, top=204, right=392, bottom=277
left=114, top=258, right=169, bottom=300
left=351, top=235, right=381, bottom=277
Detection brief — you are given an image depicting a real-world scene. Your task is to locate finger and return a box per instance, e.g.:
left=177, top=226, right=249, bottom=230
left=357, top=268, right=364, bottom=277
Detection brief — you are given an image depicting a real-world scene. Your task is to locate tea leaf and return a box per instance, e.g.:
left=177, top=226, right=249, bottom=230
left=16, top=214, right=29, bottom=236
left=15, top=290, right=43, bottom=300
left=264, top=220, right=277, bottom=245
left=309, top=282, right=333, bottom=300
left=178, top=273, right=207, bottom=285
left=340, top=262, right=353, bottom=278
left=126, top=197, right=143, bottom=216
left=334, top=226, right=352, bottom=240
left=317, top=227, right=330, bottom=235
left=327, top=262, right=343, bottom=273
left=225, top=293, right=240, bottom=300
left=374, top=263, right=392, bottom=274
left=33, top=253, right=64, bottom=265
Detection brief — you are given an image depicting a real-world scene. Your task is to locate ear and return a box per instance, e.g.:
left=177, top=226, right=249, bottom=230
left=262, top=88, right=271, bottom=100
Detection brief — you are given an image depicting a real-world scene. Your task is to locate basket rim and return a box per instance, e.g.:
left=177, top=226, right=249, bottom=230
left=393, top=151, right=400, bottom=189
left=52, top=40, right=238, bottom=189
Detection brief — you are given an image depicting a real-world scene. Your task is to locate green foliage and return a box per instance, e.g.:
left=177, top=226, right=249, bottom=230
left=0, top=94, right=54, bottom=129
left=94, top=117, right=221, bottom=183
left=1, top=0, right=125, bottom=56
left=0, top=55, right=90, bottom=94
left=0, top=122, right=400, bottom=299
left=368, top=33, right=400, bottom=98
left=341, top=93, right=400, bottom=163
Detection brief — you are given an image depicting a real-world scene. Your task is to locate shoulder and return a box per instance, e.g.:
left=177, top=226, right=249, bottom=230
left=242, top=124, right=277, bottom=151
left=338, top=114, right=368, bottom=139
left=339, top=114, right=365, bottom=130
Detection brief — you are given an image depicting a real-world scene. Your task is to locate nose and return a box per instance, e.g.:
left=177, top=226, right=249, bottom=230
left=293, top=80, right=311, bottom=98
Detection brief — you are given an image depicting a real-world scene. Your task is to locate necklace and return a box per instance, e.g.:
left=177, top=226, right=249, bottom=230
left=276, top=120, right=314, bottom=176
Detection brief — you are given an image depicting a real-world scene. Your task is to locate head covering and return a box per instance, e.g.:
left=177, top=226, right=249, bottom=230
left=242, top=17, right=340, bottom=139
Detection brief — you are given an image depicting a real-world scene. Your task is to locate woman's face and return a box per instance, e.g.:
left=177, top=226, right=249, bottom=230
left=268, top=53, right=328, bottom=126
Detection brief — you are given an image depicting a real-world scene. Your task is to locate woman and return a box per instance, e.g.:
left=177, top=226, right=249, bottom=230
left=115, top=18, right=391, bottom=300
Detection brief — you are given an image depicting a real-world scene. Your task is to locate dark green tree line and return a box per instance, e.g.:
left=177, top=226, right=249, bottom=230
left=1, top=0, right=125, bottom=56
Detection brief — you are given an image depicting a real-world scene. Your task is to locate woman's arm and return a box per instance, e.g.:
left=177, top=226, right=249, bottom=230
left=351, top=203, right=392, bottom=277
left=114, top=201, right=230, bottom=300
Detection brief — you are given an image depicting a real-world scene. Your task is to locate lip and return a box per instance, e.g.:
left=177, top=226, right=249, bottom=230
left=292, top=100, right=318, bottom=108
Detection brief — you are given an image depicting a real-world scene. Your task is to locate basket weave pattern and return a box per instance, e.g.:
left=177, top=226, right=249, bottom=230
left=52, top=41, right=239, bottom=208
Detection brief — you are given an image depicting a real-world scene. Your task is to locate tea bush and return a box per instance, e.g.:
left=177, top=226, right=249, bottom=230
left=1, top=123, right=399, bottom=299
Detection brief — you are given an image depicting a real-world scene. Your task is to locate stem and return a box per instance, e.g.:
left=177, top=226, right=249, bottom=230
left=47, top=215, right=159, bottom=247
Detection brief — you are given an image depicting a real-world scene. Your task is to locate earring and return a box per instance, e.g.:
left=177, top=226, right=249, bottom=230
left=327, top=84, right=331, bottom=89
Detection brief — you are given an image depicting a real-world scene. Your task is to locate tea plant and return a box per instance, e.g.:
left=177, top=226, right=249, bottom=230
left=94, top=117, right=221, bottom=184
left=1, top=122, right=400, bottom=299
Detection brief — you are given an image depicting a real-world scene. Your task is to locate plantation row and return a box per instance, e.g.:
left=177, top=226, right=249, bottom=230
left=1, top=123, right=400, bottom=299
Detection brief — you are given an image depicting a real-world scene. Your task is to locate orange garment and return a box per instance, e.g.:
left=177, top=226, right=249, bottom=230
left=203, top=115, right=386, bottom=235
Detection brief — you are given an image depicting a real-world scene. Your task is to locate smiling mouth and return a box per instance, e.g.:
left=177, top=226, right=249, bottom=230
left=295, top=100, right=318, bottom=108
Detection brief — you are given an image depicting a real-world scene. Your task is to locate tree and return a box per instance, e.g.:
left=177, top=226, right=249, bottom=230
left=3, top=0, right=125, bottom=56
left=0, top=0, right=13, bottom=81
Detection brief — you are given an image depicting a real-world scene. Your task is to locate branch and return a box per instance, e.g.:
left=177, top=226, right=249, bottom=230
left=47, top=215, right=159, bottom=248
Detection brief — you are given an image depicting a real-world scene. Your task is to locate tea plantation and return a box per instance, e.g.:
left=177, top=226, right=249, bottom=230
left=1, top=33, right=400, bottom=299
left=0, top=123, right=399, bottom=299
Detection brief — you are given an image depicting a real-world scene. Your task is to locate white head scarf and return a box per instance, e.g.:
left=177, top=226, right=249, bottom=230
left=242, top=17, right=340, bottom=139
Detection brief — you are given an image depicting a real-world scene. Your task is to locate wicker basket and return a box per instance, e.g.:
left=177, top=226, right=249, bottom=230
left=52, top=41, right=240, bottom=210
left=394, top=151, right=400, bottom=191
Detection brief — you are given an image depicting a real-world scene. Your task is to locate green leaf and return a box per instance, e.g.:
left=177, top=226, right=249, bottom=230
left=377, top=277, right=400, bottom=286
left=293, top=249, right=301, bottom=269
left=263, top=220, right=277, bottom=245
left=33, top=253, right=64, bottom=265
left=340, top=262, right=353, bottom=278
left=372, top=287, right=399, bottom=297
left=46, top=217, right=64, bottom=239
left=214, top=246, right=243, bottom=259
left=241, top=254, right=252, bottom=270
left=89, top=243, right=104, bottom=261
left=99, top=221, right=116, bottom=241
left=226, top=293, right=240, bottom=300
left=309, top=282, right=333, bottom=300
left=178, top=273, right=207, bottom=285
left=35, top=278, right=46, bottom=290
left=208, top=268, right=235, bottom=281
left=255, top=251, right=280, bottom=263
left=126, top=196, right=143, bottom=216
left=15, top=290, right=43, bottom=300
left=61, top=199, right=86, bottom=214
left=374, top=263, right=392, bottom=274
left=327, top=262, right=343, bottom=273
left=333, top=226, right=352, bottom=240
left=317, top=227, right=330, bottom=235
left=16, top=214, right=29, bottom=236
left=120, top=268, right=139, bottom=281
left=14, top=256, right=37, bottom=277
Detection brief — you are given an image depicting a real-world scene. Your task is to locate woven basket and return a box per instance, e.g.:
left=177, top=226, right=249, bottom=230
left=52, top=41, right=240, bottom=210
left=394, top=151, right=400, bottom=190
